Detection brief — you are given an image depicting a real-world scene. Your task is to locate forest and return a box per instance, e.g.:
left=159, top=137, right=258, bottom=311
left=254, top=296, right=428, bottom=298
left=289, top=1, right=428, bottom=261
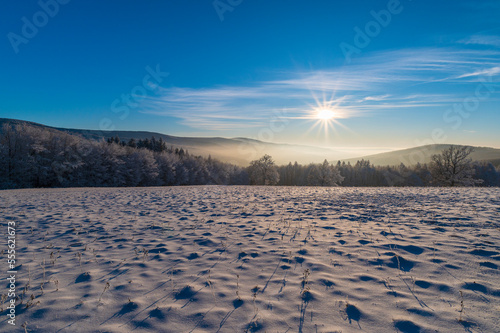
left=1, top=123, right=499, bottom=189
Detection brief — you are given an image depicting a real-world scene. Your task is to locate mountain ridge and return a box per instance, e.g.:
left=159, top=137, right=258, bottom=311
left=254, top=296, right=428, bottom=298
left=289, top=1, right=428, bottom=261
left=342, top=144, right=500, bottom=167
left=0, top=118, right=353, bottom=166
left=1, top=118, right=499, bottom=167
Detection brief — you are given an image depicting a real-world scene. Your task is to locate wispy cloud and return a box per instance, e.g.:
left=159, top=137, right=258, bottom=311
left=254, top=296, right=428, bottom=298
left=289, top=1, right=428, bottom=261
left=455, top=66, right=500, bottom=78
left=361, top=95, right=391, bottom=102
left=458, top=35, right=500, bottom=47
left=141, top=47, right=500, bottom=130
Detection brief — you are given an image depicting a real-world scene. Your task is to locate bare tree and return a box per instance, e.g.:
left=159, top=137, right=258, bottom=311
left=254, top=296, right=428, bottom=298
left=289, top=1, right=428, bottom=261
left=430, top=146, right=482, bottom=187
left=248, top=154, right=280, bottom=185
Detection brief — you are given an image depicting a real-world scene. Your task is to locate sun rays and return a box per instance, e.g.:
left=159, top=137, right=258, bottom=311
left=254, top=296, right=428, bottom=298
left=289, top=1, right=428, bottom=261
left=299, top=91, right=353, bottom=141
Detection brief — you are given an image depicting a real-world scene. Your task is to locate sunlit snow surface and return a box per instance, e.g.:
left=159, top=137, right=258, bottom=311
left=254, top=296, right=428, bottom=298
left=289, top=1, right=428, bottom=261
left=1, top=186, right=499, bottom=332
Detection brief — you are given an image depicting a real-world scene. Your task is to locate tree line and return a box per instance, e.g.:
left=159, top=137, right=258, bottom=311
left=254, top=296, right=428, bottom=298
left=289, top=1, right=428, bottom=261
left=106, top=135, right=189, bottom=156
left=0, top=123, right=498, bottom=189
left=0, top=124, right=247, bottom=189
left=275, top=152, right=498, bottom=187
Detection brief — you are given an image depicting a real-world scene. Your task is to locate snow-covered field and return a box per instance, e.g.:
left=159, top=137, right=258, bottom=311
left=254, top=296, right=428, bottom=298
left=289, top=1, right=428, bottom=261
left=1, top=186, right=500, bottom=332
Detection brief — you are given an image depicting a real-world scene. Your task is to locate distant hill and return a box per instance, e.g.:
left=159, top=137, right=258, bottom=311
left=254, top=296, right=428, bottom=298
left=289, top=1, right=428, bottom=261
left=2, top=118, right=499, bottom=167
left=343, top=144, right=500, bottom=166
left=0, top=118, right=354, bottom=166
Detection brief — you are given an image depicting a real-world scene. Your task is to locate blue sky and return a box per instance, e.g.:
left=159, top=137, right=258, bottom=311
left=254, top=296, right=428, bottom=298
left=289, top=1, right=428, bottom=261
left=1, top=0, right=499, bottom=153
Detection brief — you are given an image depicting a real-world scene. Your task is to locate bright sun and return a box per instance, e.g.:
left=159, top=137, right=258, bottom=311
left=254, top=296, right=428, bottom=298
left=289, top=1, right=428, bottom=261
left=316, top=108, right=336, bottom=120
left=303, top=93, right=351, bottom=138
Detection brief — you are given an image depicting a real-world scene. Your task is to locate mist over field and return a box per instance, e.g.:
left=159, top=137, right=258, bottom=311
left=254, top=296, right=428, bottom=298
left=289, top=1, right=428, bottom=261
left=1, top=120, right=500, bottom=190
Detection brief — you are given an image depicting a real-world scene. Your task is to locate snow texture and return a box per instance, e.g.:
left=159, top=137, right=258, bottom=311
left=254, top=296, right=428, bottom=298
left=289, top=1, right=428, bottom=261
left=1, top=186, right=499, bottom=332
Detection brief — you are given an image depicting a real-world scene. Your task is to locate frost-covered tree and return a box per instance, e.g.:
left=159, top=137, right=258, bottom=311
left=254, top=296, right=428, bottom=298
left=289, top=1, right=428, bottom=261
left=305, top=164, right=321, bottom=186
left=155, top=152, right=177, bottom=185
left=0, top=123, right=251, bottom=189
left=174, top=163, right=190, bottom=185
left=430, top=146, right=482, bottom=187
left=319, top=159, right=344, bottom=186
left=3, top=121, right=498, bottom=189
left=248, top=154, right=279, bottom=185
left=125, top=148, right=159, bottom=186
left=473, top=162, right=500, bottom=187
left=306, top=160, right=344, bottom=186
left=0, top=124, right=52, bottom=187
left=0, top=123, right=29, bottom=188
left=352, top=160, right=377, bottom=186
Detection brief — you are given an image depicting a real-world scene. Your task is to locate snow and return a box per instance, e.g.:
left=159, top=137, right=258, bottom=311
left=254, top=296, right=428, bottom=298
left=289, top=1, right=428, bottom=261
left=1, top=186, right=499, bottom=332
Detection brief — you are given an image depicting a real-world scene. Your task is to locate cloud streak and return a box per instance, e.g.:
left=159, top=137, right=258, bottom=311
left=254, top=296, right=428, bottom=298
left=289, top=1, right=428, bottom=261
left=458, top=35, right=500, bottom=47
left=141, top=46, right=500, bottom=130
